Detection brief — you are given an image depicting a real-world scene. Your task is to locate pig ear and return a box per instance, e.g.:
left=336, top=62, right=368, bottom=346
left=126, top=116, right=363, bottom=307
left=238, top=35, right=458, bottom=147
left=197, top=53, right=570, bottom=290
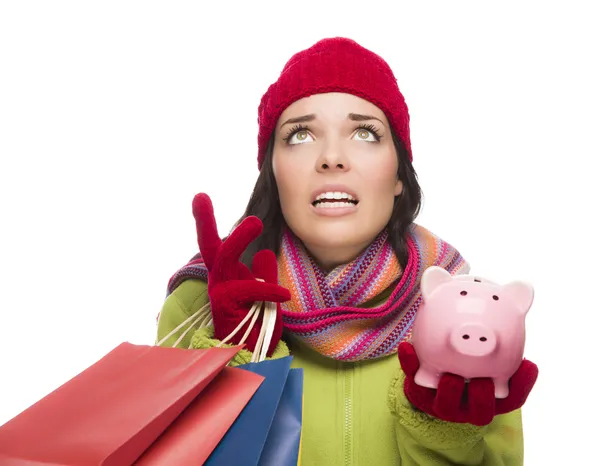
left=502, top=281, right=535, bottom=314
left=421, top=266, right=453, bottom=298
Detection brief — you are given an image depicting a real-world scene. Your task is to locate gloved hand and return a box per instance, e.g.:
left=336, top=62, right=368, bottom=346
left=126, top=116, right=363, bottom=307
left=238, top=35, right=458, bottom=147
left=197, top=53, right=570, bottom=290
left=397, top=341, right=538, bottom=426
left=193, top=193, right=291, bottom=356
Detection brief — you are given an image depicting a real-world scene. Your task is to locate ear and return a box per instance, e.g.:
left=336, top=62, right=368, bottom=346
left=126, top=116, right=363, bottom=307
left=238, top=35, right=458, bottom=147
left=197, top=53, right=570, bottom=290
left=502, top=281, right=535, bottom=315
left=394, top=179, right=403, bottom=197
left=421, top=266, right=453, bottom=299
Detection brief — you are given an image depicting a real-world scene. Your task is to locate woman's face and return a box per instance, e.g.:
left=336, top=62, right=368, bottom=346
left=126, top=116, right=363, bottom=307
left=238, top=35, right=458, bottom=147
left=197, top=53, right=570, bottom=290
left=272, top=92, right=402, bottom=269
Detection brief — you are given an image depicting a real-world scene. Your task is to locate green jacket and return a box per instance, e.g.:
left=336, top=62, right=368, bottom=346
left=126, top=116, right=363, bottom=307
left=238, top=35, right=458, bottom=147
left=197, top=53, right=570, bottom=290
left=156, top=279, right=525, bottom=465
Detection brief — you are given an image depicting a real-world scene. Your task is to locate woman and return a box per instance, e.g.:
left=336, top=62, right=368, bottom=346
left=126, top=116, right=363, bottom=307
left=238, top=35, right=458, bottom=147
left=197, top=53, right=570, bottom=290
left=156, top=37, right=538, bottom=465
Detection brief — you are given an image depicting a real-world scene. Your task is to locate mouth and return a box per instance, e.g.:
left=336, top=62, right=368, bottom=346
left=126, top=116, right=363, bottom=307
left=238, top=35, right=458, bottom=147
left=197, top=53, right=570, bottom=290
left=311, top=191, right=359, bottom=209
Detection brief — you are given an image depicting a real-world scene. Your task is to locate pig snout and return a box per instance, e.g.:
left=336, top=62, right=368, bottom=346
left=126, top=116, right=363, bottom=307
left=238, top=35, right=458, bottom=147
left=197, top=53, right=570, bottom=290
left=450, top=324, right=497, bottom=357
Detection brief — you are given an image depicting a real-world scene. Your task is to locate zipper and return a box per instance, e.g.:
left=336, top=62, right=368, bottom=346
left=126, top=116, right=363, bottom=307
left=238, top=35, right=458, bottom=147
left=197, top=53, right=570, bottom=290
left=343, top=362, right=354, bottom=466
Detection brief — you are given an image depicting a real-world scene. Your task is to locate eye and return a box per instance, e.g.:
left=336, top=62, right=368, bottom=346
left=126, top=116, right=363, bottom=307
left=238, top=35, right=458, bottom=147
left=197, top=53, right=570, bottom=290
left=353, top=124, right=381, bottom=142
left=288, top=129, right=314, bottom=145
left=354, top=128, right=377, bottom=142
left=282, top=124, right=314, bottom=145
left=460, top=291, right=467, bottom=296
left=493, top=295, right=499, bottom=301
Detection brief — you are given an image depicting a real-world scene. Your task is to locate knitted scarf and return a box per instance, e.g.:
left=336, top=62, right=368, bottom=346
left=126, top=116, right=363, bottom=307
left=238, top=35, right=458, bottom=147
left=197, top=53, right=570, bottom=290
left=167, top=223, right=469, bottom=362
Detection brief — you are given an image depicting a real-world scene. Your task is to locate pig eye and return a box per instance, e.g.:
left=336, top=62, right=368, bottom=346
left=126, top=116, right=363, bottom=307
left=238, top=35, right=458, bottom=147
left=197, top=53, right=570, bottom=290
left=460, top=291, right=467, bottom=296
left=493, top=295, right=499, bottom=301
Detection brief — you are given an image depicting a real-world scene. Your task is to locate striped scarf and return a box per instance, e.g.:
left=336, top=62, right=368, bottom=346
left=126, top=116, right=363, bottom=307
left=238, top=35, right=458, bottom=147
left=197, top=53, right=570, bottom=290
left=166, top=223, right=469, bottom=361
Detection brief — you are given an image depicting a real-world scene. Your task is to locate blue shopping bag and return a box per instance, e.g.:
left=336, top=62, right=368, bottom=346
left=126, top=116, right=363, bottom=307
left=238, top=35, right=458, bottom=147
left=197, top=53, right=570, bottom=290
left=204, top=356, right=293, bottom=466
left=258, top=367, right=303, bottom=466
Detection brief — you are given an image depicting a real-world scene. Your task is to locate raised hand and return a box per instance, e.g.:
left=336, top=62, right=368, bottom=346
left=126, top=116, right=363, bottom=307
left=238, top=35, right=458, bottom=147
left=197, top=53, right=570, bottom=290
left=193, top=193, right=290, bottom=355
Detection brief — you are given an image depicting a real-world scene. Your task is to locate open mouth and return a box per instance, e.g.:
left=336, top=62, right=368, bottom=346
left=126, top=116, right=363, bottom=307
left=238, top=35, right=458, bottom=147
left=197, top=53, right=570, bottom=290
left=311, top=192, right=359, bottom=209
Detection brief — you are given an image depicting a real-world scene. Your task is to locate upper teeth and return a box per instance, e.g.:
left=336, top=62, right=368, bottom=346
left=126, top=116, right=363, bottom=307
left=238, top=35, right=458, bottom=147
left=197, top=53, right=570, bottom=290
left=315, top=191, right=355, bottom=201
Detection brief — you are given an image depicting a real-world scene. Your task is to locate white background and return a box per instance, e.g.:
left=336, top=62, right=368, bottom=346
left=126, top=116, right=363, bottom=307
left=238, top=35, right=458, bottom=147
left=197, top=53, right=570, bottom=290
left=1, top=1, right=598, bottom=464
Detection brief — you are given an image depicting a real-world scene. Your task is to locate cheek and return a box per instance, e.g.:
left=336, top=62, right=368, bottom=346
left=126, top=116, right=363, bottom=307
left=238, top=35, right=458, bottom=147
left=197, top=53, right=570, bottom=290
left=359, top=153, right=399, bottom=196
left=273, top=151, right=305, bottom=210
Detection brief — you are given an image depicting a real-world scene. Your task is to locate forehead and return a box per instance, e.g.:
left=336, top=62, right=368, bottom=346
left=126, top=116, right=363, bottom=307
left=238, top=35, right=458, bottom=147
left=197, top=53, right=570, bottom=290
left=278, top=92, right=388, bottom=123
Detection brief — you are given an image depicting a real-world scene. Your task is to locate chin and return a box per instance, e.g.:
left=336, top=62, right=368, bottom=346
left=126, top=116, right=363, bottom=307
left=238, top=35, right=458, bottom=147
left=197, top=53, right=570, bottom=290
left=297, top=222, right=375, bottom=252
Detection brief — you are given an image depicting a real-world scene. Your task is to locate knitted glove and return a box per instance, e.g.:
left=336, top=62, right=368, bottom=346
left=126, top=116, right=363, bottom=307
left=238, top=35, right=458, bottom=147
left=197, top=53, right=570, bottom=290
left=397, top=342, right=538, bottom=426
left=193, top=193, right=291, bottom=356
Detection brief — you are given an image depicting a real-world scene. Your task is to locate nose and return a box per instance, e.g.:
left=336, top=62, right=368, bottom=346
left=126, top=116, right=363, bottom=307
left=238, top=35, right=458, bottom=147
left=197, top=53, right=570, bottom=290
left=315, top=141, right=349, bottom=173
left=450, top=324, right=497, bottom=357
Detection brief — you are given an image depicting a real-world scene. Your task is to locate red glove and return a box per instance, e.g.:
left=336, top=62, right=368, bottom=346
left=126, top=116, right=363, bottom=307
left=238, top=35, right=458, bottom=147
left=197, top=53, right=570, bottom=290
left=193, top=193, right=291, bottom=356
left=398, top=342, right=538, bottom=426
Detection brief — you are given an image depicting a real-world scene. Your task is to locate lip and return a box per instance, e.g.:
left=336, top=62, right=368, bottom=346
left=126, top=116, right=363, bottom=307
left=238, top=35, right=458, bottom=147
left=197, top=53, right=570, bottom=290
left=311, top=203, right=359, bottom=217
left=310, top=184, right=359, bottom=203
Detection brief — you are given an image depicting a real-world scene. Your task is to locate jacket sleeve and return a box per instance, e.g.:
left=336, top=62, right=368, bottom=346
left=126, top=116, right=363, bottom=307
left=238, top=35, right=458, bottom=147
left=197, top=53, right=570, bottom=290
left=155, top=278, right=290, bottom=365
left=155, top=279, right=210, bottom=350
left=388, top=369, right=524, bottom=465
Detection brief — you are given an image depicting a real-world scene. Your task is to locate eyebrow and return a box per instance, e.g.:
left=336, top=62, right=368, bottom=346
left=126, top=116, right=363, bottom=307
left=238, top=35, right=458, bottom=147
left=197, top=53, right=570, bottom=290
left=279, top=114, right=316, bottom=129
left=348, top=113, right=385, bottom=125
left=279, top=112, right=385, bottom=129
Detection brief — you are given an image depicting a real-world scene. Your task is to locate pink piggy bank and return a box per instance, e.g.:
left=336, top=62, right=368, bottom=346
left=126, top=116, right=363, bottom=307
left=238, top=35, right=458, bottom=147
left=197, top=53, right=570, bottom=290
left=411, top=266, right=534, bottom=398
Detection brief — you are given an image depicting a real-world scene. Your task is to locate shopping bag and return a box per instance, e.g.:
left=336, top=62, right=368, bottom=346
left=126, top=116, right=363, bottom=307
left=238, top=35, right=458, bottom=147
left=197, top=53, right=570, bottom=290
left=153, top=294, right=304, bottom=466
left=204, top=356, right=293, bottom=466
left=258, top=367, right=304, bottom=466
left=0, top=343, right=244, bottom=466
left=134, top=365, right=263, bottom=465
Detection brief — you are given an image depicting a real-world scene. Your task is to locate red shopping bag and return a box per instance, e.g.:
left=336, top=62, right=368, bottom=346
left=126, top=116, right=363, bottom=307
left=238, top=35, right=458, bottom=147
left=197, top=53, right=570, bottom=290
left=0, top=342, right=251, bottom=466
left=135, top=365, right=263, bottom=465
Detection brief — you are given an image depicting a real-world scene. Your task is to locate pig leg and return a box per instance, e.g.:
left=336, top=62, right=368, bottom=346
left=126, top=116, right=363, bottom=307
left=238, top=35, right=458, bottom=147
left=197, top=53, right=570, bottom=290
left=493, top=378, right=510, bottom=399
left=414, top=365, right=442, bottom=389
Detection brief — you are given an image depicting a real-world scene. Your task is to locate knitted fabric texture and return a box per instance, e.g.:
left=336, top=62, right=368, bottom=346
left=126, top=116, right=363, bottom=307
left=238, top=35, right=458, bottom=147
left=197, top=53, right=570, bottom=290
left=256, top=37, right=412, bottom=169
left=167, top=224, right=469, bottom=362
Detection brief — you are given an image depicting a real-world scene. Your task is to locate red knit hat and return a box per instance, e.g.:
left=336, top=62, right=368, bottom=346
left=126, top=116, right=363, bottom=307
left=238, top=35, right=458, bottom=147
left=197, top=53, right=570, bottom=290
left=257, top=37, right=412, bottom=169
